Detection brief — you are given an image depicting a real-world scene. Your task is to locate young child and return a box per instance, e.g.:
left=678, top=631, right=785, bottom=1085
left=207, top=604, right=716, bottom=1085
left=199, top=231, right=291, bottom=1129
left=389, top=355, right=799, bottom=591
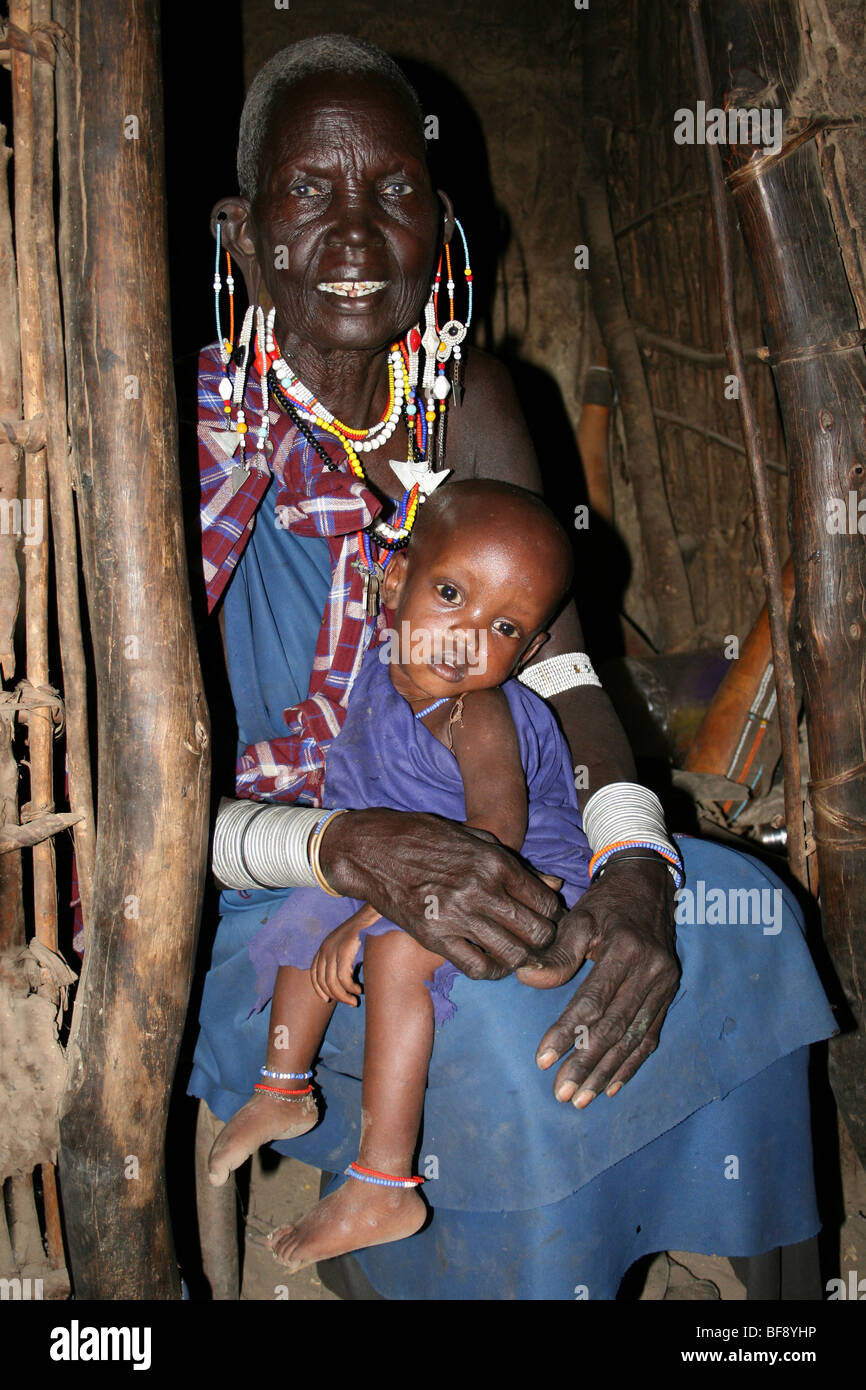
left=207, top=479, right=593, bottom=1271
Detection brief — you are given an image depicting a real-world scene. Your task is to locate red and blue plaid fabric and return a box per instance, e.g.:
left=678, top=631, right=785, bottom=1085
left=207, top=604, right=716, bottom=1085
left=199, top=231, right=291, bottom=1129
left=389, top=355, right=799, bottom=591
left=198, top=342, right=386, bottom=804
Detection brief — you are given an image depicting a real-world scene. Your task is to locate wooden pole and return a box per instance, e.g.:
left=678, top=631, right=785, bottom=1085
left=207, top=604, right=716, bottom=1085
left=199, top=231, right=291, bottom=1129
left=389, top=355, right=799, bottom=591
left=0, top=125, right=25, bottom=954
left=577, top=157, right=697, bottom=650
left=699, top=0, right=866, bottom=1165
left=10, top=0, right=66, bottom=1275
left=10, top=0, right=57, bottom=947
left=54, top=0, right=211, bottom=1298
left=29, top=0, right=96, bottom=928
left=687, top=1, right=808, bottom=891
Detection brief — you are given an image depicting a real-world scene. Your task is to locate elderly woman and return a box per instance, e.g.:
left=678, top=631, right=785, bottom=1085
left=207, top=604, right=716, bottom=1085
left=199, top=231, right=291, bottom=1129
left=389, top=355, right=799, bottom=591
left=191, top=35, right=834, bottom=1300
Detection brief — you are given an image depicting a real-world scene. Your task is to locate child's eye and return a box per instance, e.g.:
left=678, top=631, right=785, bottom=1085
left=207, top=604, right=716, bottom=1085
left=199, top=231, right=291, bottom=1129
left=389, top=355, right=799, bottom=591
left=436, top=583, right=462, bottom=603
left=492, top=619, right=519, bottom=638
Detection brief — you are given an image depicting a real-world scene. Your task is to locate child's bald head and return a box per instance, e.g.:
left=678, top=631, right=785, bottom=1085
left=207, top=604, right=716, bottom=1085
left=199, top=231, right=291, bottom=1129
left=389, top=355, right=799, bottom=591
left=408, top=479, right=574, bottom=631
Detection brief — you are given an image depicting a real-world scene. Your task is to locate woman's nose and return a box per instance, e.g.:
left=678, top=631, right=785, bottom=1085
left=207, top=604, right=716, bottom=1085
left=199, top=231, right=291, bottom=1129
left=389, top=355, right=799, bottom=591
left=325, top=189, right=385, bottom=249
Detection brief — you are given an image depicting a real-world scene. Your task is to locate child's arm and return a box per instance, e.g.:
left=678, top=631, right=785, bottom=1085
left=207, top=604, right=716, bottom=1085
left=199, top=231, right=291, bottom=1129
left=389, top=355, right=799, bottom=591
left=447, top=687, right=527, bottom=852
left=311, top=901, right=381, bottom=1006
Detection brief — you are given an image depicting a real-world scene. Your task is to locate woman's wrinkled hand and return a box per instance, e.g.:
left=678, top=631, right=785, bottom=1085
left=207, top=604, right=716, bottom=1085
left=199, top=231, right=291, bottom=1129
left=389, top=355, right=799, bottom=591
left=517, top=857, right=680, bottom=1106
left=318, top=809, right=562, bottom=980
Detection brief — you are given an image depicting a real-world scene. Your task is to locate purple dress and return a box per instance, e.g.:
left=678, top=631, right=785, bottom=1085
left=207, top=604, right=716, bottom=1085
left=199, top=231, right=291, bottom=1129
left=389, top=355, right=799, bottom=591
left=249, top=644, right=592, bottom=1023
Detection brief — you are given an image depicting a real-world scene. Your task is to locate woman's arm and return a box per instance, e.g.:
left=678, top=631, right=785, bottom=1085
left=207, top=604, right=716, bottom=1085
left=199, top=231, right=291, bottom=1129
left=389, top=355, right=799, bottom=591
left=211, top=798, right=562, bottom=979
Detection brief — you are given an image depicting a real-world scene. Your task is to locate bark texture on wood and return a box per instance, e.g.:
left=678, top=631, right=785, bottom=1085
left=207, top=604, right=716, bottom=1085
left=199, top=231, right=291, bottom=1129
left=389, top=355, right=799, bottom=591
left=10, top=0, right=56, bottom=948
left=27, top=0, right=95, bottom=926
left=55, top=0, right=211, bottom=1299
left=0, top=126, right=24, bottom=953
left=707, top=0, right=866, bottom=1164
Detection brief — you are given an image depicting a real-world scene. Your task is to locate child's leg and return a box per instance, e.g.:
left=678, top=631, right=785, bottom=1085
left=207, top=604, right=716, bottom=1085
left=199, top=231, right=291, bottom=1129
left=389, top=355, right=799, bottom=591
left=207, top=964, right=334, bottom=1186
left=270, top=930, right=444, bottom=1270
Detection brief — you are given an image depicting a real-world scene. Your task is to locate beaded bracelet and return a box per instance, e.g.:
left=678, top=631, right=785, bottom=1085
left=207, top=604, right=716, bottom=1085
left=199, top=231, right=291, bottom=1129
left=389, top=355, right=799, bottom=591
left=589, top=839, right=684, bottom=889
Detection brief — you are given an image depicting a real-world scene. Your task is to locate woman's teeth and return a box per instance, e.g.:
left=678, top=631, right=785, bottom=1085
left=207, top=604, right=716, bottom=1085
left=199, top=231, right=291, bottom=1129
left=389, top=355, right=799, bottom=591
left=317, top=281, right=387, bottom=298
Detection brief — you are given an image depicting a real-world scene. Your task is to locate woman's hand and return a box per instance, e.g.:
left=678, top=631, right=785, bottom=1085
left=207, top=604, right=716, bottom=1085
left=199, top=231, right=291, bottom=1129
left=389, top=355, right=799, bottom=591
left=318, top=809, right=562, bottom=979
left=310, top=902, right=381, bottom=1006
left=517, top=857, right=680, bottom=1106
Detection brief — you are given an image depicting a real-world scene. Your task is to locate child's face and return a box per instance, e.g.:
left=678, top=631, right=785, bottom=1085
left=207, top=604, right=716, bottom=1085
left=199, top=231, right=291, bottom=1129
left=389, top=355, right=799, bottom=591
left=380, top=524, right=562, bottom=703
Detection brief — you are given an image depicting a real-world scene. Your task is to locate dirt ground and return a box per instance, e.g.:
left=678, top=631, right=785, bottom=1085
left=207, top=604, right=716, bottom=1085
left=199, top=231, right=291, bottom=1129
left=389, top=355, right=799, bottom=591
left=238, top=1115, right=866, bottom=1301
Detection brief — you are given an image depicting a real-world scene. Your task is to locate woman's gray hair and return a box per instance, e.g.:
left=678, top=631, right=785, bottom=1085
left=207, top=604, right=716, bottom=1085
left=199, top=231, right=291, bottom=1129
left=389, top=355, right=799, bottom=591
left=237, top=34, right=426, bottom=200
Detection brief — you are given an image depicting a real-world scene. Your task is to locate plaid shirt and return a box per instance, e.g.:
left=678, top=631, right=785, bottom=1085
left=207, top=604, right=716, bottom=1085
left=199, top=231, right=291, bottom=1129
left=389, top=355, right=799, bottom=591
left=198, top=342, right=386, bottom=804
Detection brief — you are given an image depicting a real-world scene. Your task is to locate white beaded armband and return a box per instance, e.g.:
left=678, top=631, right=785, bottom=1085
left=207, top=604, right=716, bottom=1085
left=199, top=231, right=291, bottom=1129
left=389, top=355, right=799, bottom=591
left=517, top=651, right=601, bottom=699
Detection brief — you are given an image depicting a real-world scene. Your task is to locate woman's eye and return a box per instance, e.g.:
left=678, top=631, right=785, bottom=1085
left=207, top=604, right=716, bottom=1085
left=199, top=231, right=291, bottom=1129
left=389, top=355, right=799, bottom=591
left=436, top=583, right=461, bottom=603
left=382, top=181, right=413, bottom=196
left=290, top=183, right=324, bottom=198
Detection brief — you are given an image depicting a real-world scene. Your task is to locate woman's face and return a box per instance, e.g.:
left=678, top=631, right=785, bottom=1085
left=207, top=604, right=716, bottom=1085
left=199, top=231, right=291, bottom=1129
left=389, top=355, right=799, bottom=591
left=248, top=72, right=443, bottom=354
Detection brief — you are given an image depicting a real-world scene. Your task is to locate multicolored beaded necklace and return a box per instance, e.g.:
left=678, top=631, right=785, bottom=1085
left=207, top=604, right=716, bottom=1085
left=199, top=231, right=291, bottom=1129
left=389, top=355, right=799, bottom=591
left=213, top=220, right=474, bottom=616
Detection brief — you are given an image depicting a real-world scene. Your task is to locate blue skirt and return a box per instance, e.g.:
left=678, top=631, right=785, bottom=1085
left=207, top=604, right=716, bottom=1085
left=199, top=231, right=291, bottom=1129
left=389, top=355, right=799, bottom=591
left=189, top=834, right=836, bottom=1300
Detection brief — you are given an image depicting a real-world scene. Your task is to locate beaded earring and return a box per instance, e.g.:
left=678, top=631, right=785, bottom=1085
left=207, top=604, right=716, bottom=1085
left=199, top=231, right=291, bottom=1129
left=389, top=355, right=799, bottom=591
left=403, top=216, right=473, bottom=471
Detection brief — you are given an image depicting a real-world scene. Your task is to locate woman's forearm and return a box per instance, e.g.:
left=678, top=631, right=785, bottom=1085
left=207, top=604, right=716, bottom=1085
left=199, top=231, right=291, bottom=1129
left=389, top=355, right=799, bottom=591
left=523, top=598, right=637, bottom=810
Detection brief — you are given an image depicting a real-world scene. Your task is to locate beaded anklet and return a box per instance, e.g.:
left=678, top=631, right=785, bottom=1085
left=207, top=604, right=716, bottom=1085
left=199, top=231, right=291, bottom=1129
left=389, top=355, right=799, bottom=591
left=260, top=1067, right=313, bottom=1081
left=344, top=1161, right=424, bottom=1190
left=254, top=1081, right=314, bottom=1102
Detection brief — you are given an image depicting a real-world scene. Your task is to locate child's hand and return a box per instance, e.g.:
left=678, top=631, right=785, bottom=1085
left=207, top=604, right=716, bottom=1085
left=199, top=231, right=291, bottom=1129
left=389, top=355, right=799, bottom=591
left=310, top=903, right=381, bottom=1006
left=518, top=873, right=563, bottom=989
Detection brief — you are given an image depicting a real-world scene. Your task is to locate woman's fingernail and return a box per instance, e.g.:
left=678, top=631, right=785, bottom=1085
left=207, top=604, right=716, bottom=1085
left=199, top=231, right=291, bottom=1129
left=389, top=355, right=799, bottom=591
left=574, top=1089, right=596, bottom=1108
left=606, top=1082, right=622, bottom=1097
left=538, top=1050, right=557, bottom=1068
left=556, top=1083, right=577, bottom=1102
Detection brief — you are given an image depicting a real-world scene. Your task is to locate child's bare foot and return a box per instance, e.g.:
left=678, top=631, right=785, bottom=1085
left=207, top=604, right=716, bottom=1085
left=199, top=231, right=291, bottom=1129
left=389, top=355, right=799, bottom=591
left=268, top=1178, right=425, bottom=1271
left=207, top=1091, right=319, bottom=1186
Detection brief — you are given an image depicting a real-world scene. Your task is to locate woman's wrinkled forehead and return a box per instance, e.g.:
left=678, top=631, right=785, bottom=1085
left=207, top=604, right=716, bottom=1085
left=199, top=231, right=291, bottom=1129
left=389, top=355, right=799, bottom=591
left=259, top=72, right=429, bottom=187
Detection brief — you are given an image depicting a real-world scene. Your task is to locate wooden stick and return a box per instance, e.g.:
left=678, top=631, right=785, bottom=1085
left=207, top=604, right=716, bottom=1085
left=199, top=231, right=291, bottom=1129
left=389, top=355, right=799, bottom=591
left=9, top=0, right=68, bottom=1278
left=0, top=125, right=25, bottom=952
left=55, top=0, right=210, bottom=1299
left=635, top=323, right=766, bottom=367
left=0, top=811, right=82, bottom=853
left=687, top=0, right=807, bottom=889
left=613, top=188, right=705, bottom=240
left=653, top=408, right=787, bottom=474
left=10, top=0, right=57, bottom=946
left=577, top=147, right=696, bottom=649
left=28, top=0, right=94, bottom=925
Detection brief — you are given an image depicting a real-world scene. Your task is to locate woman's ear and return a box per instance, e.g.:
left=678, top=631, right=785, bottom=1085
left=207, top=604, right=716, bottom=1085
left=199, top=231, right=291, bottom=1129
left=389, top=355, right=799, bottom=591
left=436, top=190, right=455, bottom=245
left=381, top=551, right=409, bottom=610
left=211, top=197, right=265, bottom=306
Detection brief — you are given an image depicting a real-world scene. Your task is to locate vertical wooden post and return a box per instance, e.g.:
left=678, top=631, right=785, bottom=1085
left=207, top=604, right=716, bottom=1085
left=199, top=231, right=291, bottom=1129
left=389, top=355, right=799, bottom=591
left=54, top=0, right=211, bottom=1298
left=701, top=0, right=866, bottom=1165
left=10, top=0, right=56, bottom=948
left=0, top=125, right=24, bottom=954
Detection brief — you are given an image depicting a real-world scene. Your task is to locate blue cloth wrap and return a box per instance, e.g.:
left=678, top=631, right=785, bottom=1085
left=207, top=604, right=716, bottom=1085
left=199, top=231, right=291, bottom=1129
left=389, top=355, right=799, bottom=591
left=247, top=646, right=592, bottom=1020
left=191, top=478, right=837, bottom=1299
